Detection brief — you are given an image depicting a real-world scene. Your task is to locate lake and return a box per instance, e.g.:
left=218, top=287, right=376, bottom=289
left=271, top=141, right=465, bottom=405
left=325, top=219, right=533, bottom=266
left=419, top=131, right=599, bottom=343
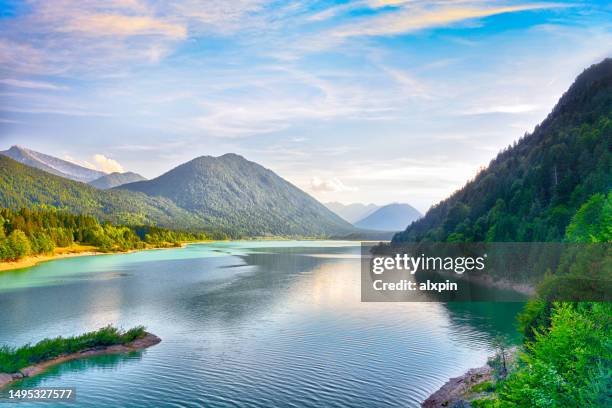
left=0, top=241, right=523, bottom=407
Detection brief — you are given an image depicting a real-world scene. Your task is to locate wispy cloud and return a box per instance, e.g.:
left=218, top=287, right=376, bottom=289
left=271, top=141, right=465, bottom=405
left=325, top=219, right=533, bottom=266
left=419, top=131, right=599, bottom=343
left=460, top=104, right=542, bottom=115
left=0, top=78, right=66, bottom=90
left=332, top=3, right=564, bottom=39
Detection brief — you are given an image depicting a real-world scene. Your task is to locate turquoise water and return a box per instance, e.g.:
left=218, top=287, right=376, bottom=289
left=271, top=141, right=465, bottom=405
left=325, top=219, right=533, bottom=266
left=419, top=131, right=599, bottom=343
left=0, top=241, right=523, bottom=407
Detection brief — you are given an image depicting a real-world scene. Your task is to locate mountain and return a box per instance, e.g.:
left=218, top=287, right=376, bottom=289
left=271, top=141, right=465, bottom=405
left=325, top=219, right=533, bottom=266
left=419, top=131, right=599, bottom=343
left=325, top=202, right=380, bottom=223
left=0, top=145, right=105, bottom=183
left=394, top=58, right=612, bottom=244
left=0, top=155, right=203, bottom=230
left=90, top=172, right=147, bottom=189
left=118, top=154, right=354, bottom=237
left=354, top=203, right=421, bottom=231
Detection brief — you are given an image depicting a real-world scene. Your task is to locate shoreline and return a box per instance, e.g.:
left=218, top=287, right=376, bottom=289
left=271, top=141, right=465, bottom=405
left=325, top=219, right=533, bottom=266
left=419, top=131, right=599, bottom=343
left=0, top=333, right=161, bottom=389
left=422, top=347, right=518, bottom=407
left=0, top=241, right=215, bottom=273
left=0, top=238, right=361, bottom=273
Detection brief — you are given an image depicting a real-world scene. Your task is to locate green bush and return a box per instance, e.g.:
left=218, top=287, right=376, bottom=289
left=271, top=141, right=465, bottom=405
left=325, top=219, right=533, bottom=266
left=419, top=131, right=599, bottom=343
left=0, top=325, right=147, bottom=373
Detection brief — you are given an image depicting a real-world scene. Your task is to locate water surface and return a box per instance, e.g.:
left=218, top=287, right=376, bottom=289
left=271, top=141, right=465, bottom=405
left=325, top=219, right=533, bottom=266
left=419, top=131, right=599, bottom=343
left=0, top=241, right=523, bottom=407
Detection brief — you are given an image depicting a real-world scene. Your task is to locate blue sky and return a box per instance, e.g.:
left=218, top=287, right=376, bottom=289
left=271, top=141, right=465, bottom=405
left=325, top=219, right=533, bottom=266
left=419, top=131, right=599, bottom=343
left=0, top=0, right=611, bottom=212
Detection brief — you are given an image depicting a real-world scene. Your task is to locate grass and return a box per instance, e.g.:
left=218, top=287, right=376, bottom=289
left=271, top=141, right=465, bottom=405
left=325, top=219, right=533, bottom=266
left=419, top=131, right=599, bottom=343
left=0, top=325, right=146, bottom=373
left=470, top=380, right=496, bottom=393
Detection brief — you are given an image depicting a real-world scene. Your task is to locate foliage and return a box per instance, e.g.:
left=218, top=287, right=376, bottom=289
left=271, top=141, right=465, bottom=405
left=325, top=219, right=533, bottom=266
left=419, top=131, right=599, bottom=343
left=394, top=59, right=612, bottom=244
left=0, top=155, right=203, bottom=230
left=496, top=303, right=612, bottom=407
left=0, top=325, right=146, bottom=373
left=119, top=153, right=354, bottom=237
left=0, top=207, right=206, bottom=261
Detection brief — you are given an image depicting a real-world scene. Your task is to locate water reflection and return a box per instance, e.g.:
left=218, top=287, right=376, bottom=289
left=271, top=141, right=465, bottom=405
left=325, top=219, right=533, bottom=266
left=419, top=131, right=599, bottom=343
left=0, top=241, right=524, bottom=407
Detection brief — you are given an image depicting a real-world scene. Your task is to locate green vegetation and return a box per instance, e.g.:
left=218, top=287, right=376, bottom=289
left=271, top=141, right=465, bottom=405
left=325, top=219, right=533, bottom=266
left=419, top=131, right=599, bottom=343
left=0, top=151, right=354, bottom=238
left=0, top=326, right=146, bottom=373
left=394, top=59, right=611, bottom=244
left=389, top=59, right=612, bottom=407
left=119, top=153, right=354, bottom=237
left=0, top=155, right=203, bottom=230
left=468, top=195, right=611, bottom=407
left=0, top=207, right=207, bottom=262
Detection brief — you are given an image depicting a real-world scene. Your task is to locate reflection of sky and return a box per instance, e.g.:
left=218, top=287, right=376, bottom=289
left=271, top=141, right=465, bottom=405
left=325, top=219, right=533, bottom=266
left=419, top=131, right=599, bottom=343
left=0, top=241, right=523, bottom=407
left=1, top=1, right=611, bottom=211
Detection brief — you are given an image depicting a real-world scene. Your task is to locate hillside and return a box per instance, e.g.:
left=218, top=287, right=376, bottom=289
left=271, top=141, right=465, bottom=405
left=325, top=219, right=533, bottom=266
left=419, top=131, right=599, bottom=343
left=355, top=203, right=421, bottom=231
left=1, top=145, right=105, bottom=183
left=325, top=202, right=380, bottom=223
left=394, top=58, right=612, bottom=243
left=0, top=155, right=203, bottom=230
left=119, top=154, right=354, bottom=236
left=90, top=172, right=147, bottom=189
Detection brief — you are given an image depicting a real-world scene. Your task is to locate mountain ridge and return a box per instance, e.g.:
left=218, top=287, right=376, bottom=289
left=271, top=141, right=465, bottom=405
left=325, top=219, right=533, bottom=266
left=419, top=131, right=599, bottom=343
left=0, top=145, right=105, bottom=183
left=118, top=153, right=354, bottom=237
left=90, top=172, right=147, bottom=189
left=355, top=203, right=421, bottom=231
left=393, top=58, right=612, bottom=243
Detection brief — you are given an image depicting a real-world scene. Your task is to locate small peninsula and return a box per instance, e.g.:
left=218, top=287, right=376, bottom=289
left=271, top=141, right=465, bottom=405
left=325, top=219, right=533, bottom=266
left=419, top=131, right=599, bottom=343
left=0, top=326, right=161, bottom=389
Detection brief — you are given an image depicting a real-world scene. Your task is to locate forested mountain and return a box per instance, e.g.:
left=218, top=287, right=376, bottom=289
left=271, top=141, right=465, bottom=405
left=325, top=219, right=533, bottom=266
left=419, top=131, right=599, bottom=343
left=119, top=154, right=354, bottom=236
left=0, top=145, right=105, bottom=183
left=0, top=155, right=204, bottom=230
left=355, top=203, right=421, bottom=231
left=394, top=58, right=612, bottom=243
left=90, top=172, right=147, bottom=189
left=325, top=202, right=380, bottom=223
left=0, top=154, right=354, bottom=237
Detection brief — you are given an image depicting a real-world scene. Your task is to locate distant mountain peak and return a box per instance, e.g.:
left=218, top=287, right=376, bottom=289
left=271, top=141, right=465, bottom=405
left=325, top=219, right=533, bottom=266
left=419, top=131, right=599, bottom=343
left=355, top=203, right=421, bottom=231
left=119, top=153, right=354, bottom=236
left=1, top=145, right=105, bottom=183
left=89, top=171, right=147, bottom=189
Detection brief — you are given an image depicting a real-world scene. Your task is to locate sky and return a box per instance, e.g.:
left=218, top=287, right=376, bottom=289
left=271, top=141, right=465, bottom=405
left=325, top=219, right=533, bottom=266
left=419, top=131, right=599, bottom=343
left=0, top=0, right=611, bottom=213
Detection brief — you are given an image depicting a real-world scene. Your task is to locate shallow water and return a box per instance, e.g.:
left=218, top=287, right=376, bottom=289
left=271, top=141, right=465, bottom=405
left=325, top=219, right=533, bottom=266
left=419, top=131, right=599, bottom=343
left=0, top=241, right=523, bottom=407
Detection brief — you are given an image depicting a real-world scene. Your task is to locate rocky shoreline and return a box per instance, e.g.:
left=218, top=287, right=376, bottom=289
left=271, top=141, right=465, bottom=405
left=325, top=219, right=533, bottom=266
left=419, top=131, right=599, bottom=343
left=422, top=347, right=518, bottom=407
left=0, top=333, right=161, bottom=389
left=422, top=363, right=494, bottom=408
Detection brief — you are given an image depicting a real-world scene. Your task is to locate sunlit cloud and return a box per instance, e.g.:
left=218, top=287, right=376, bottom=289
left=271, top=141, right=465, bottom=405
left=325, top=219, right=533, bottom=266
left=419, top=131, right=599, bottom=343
left=59, top=15, right=187, bottom=38
left=332, top=4, right=564, bottom=39
left=311, top=177, right=357, bottom=192
left=64, top=154, right=125, bottom=173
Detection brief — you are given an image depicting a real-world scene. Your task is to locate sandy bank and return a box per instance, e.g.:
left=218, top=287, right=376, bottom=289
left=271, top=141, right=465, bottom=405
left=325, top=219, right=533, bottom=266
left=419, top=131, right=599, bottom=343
left=0, top=333, right=161, bottom=389
left=0, top=245, right=102, bottom=273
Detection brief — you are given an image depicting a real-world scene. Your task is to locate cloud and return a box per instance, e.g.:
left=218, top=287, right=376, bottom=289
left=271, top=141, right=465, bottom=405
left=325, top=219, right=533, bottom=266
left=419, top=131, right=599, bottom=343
left=332, top=4, right=564, bottom=39
left=59, top=14, right=187, bottom=38
left=93, top=154, right=124, bottom=173
left=460, top=104, right=541, bottom=115
left=310, top=177, right=357, bottom=192
left=64, top=153, right=125, bottom=173
left=0, top=78, right=66, bottom=90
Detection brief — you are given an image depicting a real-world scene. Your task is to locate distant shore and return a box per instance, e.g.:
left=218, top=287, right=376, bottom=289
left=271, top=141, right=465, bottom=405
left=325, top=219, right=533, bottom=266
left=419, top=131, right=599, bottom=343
left=0, top=244, right=103, bottom=273
left=0, top=333, right=161, bottom=389
left=0, top=241, right=209, bottom=273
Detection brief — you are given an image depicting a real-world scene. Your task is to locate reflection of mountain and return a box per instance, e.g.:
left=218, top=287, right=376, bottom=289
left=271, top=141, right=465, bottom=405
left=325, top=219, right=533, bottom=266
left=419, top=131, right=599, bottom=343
left=442, top=302, right=524, bottom=344
left=182, top=246, right=354, bottom=322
